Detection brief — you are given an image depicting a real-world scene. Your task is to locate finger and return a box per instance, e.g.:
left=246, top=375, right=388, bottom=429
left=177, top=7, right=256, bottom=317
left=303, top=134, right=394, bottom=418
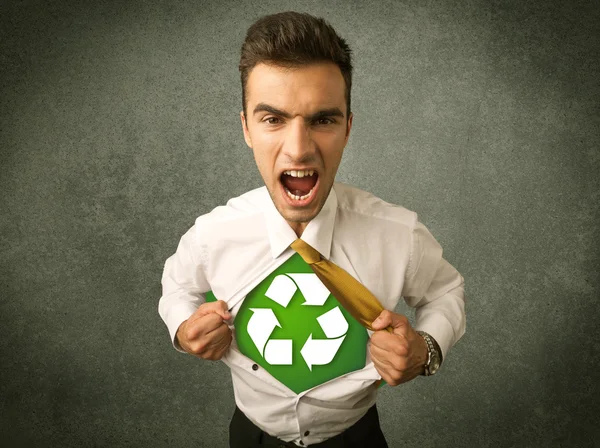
left=372, top=355, right=405, bottom=386
left=199, top=299, right=231, bottom=319
left=186, top=313, right=228, bottom=340
left=371, top=356, right=394, bottom=384
left=369, top=344, right=396, bottom=369
left=203, top=319, right=232, bottom=341
left=371, top=331, right=409, bottom=356
left=190, top=321, right=230, bottom=353
left=199, top=325, right=233, bottom=360
left=371, top=342, right=409, bottom=371
left=373, top=311, right=409, bottom=336
left=389, top=313, right=409, bottom=336
left=371, top=310, right=392, bottom=330
left=190, top=300, right=231, bottom=323
left=203, top=322, right=232, bottom=349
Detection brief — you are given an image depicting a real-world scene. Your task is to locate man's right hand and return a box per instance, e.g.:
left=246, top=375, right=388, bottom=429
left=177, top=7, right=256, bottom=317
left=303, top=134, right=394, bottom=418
left=176, top=300, right=233, bottom=360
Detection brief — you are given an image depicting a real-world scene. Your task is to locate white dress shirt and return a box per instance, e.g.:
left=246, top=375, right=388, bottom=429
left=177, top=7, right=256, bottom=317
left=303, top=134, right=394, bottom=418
left=158, top=181, right=466, bottom=446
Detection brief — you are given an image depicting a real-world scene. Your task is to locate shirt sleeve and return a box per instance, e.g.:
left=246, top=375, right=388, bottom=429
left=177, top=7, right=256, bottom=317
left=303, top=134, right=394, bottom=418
left=158, top=222, right=211, bottom=353
left=402, top=217, right=466, bottom=362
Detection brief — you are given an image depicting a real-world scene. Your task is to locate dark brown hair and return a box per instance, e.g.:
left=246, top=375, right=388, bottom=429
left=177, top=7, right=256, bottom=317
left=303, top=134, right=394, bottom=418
left=239, top=11, right=353, bottom=124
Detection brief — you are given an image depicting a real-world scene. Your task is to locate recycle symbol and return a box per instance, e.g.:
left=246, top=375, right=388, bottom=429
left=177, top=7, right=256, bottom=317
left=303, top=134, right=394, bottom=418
left=246, top=273, right=349, bottom=370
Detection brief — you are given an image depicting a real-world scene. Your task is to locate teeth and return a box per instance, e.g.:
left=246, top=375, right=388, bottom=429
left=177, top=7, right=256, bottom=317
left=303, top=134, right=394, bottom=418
left=285, top=187, right=314, bottom=201
left=283, top=170, right=316, bottom=177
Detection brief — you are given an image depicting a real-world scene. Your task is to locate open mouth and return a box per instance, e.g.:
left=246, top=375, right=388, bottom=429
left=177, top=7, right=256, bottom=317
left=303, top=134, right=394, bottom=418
left=279, top=169, right=319, bottom=205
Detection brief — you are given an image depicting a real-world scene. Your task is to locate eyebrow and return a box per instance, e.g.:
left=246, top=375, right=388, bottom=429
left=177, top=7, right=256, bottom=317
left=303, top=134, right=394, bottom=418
left=252, top=103, right=345, bottom=122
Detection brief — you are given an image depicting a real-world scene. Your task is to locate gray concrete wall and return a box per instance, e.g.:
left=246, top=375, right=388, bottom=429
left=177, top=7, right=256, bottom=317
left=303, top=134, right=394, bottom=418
left=1, top=0, right=598, bottom=446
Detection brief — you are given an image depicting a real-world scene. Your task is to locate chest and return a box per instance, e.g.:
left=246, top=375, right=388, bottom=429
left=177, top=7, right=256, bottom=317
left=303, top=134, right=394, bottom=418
left=231, top=253, right=370, bottom=394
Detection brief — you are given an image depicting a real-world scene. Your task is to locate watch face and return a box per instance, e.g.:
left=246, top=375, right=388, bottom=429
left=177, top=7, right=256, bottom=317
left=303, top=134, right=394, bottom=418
left=430, top=354, right=441, bottom=374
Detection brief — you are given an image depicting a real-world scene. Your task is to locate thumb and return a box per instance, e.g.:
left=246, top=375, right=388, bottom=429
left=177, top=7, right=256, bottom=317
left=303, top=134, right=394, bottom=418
left=193, top=299, right=231, bottom=321
left=215, top=299, right=232, bottom=320
left=371, top=310, right=392, bottom=329
left=372, top=310, right=407, bottom=333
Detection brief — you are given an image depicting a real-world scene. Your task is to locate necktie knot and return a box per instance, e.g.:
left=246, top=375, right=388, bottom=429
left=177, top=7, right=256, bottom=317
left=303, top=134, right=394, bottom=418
left=290, top=239, right=322, bottom=264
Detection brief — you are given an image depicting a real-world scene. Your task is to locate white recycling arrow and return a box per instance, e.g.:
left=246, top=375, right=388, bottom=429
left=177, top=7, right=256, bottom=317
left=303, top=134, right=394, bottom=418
left=247, top=308, right=281, bottom=355
left=316, top=306, right=348, bottom=338
left=265, top=275, right=297, bottom=308
left=300, top=334, right=346, bottom=371
left=249, top=273, right=349, bottom=370
left=264, top=339, right=293, bottom=365
left=287, top=273, right=331, bottom=306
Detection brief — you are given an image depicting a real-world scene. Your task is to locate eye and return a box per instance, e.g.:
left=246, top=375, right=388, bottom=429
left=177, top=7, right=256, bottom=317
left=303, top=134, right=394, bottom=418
left=263, top=117, right=335, bottom=125
left=264, top=117, right=282, bottom=125
left=315, top=118, right=335, bottom=125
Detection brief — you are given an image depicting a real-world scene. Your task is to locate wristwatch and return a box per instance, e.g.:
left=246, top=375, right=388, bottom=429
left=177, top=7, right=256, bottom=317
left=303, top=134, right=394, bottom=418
left=416, top=331, right=442, bottom=376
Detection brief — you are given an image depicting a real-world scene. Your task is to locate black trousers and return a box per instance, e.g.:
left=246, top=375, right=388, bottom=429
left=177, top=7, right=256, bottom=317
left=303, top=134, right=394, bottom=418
left=229, top=404, right=388, bottom=448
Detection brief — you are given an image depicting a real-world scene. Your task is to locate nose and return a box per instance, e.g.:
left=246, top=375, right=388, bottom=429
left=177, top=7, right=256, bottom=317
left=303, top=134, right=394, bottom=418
left=282, top=118, right=317, bottom=162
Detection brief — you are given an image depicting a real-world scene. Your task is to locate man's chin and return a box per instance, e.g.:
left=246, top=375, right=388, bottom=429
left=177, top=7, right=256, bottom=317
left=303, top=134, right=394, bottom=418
left=266, top=180, right=331, bottom=229
left=280, top=208, right=318, bottom=224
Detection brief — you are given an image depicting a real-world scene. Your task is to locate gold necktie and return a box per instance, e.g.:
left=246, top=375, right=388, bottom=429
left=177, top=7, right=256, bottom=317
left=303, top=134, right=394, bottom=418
left=291, top=239, right=393, bottom=334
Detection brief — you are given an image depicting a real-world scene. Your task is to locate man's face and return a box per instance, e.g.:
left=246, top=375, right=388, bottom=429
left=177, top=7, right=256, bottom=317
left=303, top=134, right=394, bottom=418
left=241, top=62, right=353, bottom=236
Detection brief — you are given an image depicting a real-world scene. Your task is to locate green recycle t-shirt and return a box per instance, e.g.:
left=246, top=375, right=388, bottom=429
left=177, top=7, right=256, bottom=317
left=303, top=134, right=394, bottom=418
left=206, top=253, right=377, bottom=394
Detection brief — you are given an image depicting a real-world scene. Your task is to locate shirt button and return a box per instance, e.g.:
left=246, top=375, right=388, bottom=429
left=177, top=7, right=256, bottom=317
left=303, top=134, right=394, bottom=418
left=252, top=364, right=258, bottom=371
left=304, top=430, right=310, bottom=436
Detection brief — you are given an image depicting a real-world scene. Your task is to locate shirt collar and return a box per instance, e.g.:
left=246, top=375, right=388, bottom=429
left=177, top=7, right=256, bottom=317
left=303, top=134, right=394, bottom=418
left=263, top=185, right=338, bottom=260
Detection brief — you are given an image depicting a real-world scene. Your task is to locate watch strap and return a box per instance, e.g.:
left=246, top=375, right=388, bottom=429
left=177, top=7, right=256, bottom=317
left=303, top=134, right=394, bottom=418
left=417, top=331, right=441, bottom=376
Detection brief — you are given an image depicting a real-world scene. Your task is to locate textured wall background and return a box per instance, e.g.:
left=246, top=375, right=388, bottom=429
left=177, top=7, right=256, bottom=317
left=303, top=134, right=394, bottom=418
left=1, top=0, right=598, bottom=446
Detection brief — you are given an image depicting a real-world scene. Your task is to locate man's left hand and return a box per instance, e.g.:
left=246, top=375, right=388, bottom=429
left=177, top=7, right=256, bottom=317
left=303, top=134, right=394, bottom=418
left=369, top=310, right=428, bottom=386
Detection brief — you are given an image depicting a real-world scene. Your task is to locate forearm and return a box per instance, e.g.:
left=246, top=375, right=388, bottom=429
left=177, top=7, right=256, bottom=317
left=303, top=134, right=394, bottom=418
left=158, top=223, right=211, bottom=352
left=402, top=216, right=467, bottom=363
left=412, top=280, right=465, bottom=362
left=159, top=289, right=205, bottom=352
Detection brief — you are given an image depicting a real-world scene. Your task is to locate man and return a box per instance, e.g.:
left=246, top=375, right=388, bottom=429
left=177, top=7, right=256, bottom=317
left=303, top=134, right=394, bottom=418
left=159, top=11, right=466, bottom=448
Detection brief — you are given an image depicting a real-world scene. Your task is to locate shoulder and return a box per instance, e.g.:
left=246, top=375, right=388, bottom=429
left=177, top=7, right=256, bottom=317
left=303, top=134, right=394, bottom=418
left=193, top=186, right=268, bottom=238
left=333, top=182, right=418, bottom=231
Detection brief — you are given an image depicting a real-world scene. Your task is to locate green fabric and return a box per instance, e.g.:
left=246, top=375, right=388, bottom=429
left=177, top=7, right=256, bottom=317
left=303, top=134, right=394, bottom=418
left=205, top=253, right=369, bottom=394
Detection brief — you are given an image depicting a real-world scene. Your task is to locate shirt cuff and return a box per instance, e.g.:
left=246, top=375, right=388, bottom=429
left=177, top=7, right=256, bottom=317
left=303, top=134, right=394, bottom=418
left=414, top=315, right=454, bottom=364
left=413, top=286, right=465, bottom=363
left=164, top=302, right=199, bottom=353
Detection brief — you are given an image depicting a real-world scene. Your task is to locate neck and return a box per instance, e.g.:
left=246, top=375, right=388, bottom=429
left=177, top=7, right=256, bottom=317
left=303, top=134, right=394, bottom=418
left=288, top=220, right=308, bottom=238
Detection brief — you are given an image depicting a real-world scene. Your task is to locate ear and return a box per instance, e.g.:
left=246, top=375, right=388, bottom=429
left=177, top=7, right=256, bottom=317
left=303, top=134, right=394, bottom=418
left=240, top=111, right=252, bottom=148
left=344, top=112, right=353, bottom=143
